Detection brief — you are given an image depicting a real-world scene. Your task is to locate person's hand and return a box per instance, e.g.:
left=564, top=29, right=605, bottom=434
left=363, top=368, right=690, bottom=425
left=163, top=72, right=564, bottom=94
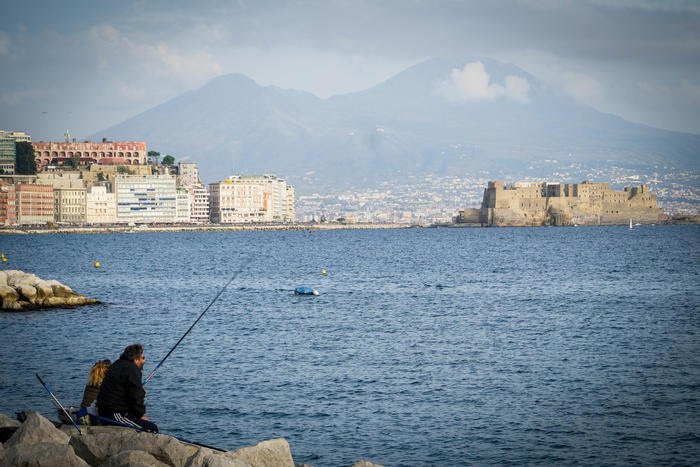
left=141, top=415, right=149, bottom=420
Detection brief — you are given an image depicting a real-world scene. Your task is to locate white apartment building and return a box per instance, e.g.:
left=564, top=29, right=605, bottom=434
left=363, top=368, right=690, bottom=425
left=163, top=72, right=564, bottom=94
left=191, top=185, right=210, bottom=223
left=115, top=174, right=178, bottom=223
left=54, top=186, right=86, bottom=224
left=177, top=161, right=201, bottom=187
left=175, top=187, right=191, bottom=223
left=209, top=174, right=295, bottom=223
left=85, top=186, right=116, bottom=224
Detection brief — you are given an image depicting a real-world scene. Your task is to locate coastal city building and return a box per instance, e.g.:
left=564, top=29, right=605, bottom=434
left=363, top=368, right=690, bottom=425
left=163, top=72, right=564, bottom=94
left=15, top=183, right=54, bottom=225
left=0, top=181, right=16, bottom=225
left=176, top=161, right=210, bottom=223
left=32, top=140, right=147, bottom=171
left=54, top=185, right=87, bottom=224
left=479, top=180, right=663, bottom=226
left=175, top=187, right=191, bottom=223
left=85, top=185, right=117, bottom=224
left=209, top=174, right=295, bottom=223
left=0, top=131, right=32, bottom=175
left=0, top=133, right=16, bottom=175
left=115, top=174, right=178, bottom=223
left=190, top=185, right=211, bottom=223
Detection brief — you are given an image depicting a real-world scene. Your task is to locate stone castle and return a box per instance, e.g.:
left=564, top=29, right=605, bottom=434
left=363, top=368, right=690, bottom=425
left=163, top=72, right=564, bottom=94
left=467, top=181, right=663, bottom=226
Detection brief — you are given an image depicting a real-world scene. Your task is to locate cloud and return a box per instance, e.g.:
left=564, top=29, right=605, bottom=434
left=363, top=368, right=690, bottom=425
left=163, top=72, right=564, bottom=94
left=89, top=24, right=222, bottom=87
left=436, top=61, right=530, bottom=103
left=0, top=32, right=9, bottom=56
left=1, top=89, right=43, bottom=107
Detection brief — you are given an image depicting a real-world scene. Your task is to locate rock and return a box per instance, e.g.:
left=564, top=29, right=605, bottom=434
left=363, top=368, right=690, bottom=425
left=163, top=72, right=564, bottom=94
left=0, top=271, right=97, bottom=311
left=18, top=284, right=38, bottom=304
left=224, top=438, right=294, bottom=467
left=185, top=448, right=251, bottom=467
left=351, top=461, right=384, bottom=467
left=4, top=411, right=69, bottom=448
left=69, top=427, right=197, bottom=467
left=0, top=271, right=7, bottom=286
left=0, top=443, right=4, bottom=464
left=100, top=449, right=169, bottom=467
left=45, top=279, right=73, bottom=297
left=0, top=285, right=18, bottom=301
left=34, top=281, right=54, bottom=299
left=0, top=413, right=20, bottom=428
left=0, top=441, right=88, bottom=467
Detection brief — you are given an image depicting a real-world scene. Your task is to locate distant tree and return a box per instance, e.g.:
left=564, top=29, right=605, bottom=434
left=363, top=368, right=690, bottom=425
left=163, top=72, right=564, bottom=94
left=117, top=165, right=133, bottom=175
left=97, top=171, right=106, bottom=182
left=15, top=142, right=37, bottom=174
left=147, top=150, right=161, bottom=165
left=162, top=155, right=175, bottom=166
left=67, top=154, right=80, bottom=168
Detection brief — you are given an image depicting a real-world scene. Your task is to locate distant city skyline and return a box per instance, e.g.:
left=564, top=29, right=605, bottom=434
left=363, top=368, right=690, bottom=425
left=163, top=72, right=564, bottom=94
left=0, top=0, right=698, bottom=141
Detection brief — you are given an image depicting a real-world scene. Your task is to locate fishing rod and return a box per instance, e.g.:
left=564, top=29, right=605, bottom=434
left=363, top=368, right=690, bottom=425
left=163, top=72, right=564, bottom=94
left=35, top=373, right=82, bottom=435
left=144, top=261, right=248, bottom=385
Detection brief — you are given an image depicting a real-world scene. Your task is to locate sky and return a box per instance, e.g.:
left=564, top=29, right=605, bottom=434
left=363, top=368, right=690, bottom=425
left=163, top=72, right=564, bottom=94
left=1, top=0, right=699, bottom=141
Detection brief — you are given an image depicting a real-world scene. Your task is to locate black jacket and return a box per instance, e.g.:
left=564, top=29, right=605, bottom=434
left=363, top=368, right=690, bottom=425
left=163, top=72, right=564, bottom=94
left=97, top=355, right=146, bottom=418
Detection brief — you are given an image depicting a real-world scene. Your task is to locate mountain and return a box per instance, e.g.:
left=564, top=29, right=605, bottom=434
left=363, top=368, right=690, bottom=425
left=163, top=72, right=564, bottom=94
left=89, top=57, right=699, bottom=192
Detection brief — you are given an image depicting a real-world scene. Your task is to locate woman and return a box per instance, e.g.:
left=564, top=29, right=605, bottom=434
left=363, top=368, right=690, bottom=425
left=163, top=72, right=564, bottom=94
left=80, top=359, right=111, bottom=408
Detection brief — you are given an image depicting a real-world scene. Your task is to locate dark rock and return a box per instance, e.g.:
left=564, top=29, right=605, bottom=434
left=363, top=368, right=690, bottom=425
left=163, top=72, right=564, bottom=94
left=0, top=441, right=88, bottom=467
left=100, top=449, right=169, bottom=467
left=4, top=411, right=69, bottom=448
left=69, top=427, right=196, bottom=466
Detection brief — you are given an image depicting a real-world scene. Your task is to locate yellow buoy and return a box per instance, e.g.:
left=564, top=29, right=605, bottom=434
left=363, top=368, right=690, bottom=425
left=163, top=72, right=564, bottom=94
left=94, top=261, right=101, bottom=268
left=1, top=256, right=6, bottom=264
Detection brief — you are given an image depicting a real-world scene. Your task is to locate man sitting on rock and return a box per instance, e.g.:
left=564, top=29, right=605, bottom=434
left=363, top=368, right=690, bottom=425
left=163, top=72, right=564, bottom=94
left=97, top=343, right=158, bottom=433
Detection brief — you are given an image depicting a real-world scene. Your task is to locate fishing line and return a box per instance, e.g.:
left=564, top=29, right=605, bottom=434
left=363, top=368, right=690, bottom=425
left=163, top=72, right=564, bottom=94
left=144, top=257, right=249, bottom=385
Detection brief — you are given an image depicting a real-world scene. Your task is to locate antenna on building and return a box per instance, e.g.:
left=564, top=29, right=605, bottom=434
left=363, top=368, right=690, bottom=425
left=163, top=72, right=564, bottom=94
left=64, top=130, right=71, bottom=143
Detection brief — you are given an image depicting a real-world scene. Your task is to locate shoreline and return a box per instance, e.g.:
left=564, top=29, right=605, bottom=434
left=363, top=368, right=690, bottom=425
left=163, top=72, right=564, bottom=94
left=0, top=222, right=416, bottom=235
left=0, top=215, right=696, bottom=235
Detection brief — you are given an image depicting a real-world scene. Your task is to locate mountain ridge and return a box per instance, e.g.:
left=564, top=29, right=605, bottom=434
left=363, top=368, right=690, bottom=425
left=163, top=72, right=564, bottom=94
left=89, top=57, right=699, bottom=191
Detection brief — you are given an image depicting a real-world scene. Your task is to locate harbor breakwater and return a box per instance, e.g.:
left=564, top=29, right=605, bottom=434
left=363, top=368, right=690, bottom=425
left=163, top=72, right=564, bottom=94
left=0, top=411, right=382, bottom=466
left=0, top=270, right=98, bottom=311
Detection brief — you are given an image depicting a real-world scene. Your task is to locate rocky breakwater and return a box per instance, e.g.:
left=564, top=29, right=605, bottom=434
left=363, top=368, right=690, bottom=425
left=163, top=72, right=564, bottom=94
left=0, top=270, right=99, bottom=311
left=0, top=411, right=383, bottom=467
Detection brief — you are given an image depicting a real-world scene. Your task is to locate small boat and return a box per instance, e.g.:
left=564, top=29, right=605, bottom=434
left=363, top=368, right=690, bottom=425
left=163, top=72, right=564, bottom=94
left=294, top=286, right=319, bottom=296
left=629, top=218, right=633, bottom=229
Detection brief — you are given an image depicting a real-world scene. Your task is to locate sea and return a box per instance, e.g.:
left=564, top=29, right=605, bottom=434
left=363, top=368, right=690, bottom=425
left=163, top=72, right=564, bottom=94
left=0, top=225, right=698, bottom=466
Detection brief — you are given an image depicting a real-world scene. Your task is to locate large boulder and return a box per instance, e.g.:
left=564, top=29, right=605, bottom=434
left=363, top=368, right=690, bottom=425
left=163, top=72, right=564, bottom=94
left=224, top=438, right=294, bottom=467
left=100, top=449, right=169, bottom=467
left=0, top=271, right=7, bottom=286
left=185, top=448, right=251, bottom=467
left=0, top=442, right=88, bottom=467
left=352, top=461, right=385, bottom=467
left=18, top=284, right=37, bottom=304
left=0, top=413, right=20, bottom=428
left=4, top=411, right=69, bottom=448
left=69, top=428, right=196, bottom=467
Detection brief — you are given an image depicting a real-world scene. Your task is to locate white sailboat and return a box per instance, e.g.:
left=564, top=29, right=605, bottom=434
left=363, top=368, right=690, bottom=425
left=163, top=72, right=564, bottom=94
left=629, top=218, right=633, bottom=229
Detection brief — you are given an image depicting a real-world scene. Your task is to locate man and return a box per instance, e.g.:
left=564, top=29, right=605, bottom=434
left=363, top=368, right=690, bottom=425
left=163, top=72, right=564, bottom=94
left=97, top=343, right=158, bottom=433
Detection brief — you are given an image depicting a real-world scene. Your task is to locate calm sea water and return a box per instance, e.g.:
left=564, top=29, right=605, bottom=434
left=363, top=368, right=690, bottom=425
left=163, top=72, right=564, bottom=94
left=0, top=226, right=698, bottom=466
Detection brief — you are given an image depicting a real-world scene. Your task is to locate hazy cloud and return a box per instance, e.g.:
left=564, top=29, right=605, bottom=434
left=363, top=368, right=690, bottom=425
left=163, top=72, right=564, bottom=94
left=437, top=61, right=530, bottom=103
left=0, top=32, right=9, bottom=56
left=1, top=89, right=43, bottom=107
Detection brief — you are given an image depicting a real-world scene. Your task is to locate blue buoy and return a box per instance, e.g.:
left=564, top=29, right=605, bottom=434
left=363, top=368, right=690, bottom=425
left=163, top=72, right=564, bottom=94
left=294, top=286, right=319, bottom=296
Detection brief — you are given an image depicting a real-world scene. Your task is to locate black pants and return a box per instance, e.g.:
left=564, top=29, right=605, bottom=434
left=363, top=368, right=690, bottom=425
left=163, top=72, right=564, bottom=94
left=102, top=412, right=159, bottom=433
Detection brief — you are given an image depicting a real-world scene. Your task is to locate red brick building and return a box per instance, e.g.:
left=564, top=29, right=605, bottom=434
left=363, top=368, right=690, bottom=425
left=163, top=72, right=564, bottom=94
left=32, top=141, right=147, bottom=171
left=0, top=181, right=16, bottom=225
left=15, top=183, right=54, bottom=225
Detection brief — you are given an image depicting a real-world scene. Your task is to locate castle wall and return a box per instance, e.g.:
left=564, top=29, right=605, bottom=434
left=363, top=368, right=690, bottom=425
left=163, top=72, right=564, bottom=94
left=480, top=181, right=663, bottom=226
